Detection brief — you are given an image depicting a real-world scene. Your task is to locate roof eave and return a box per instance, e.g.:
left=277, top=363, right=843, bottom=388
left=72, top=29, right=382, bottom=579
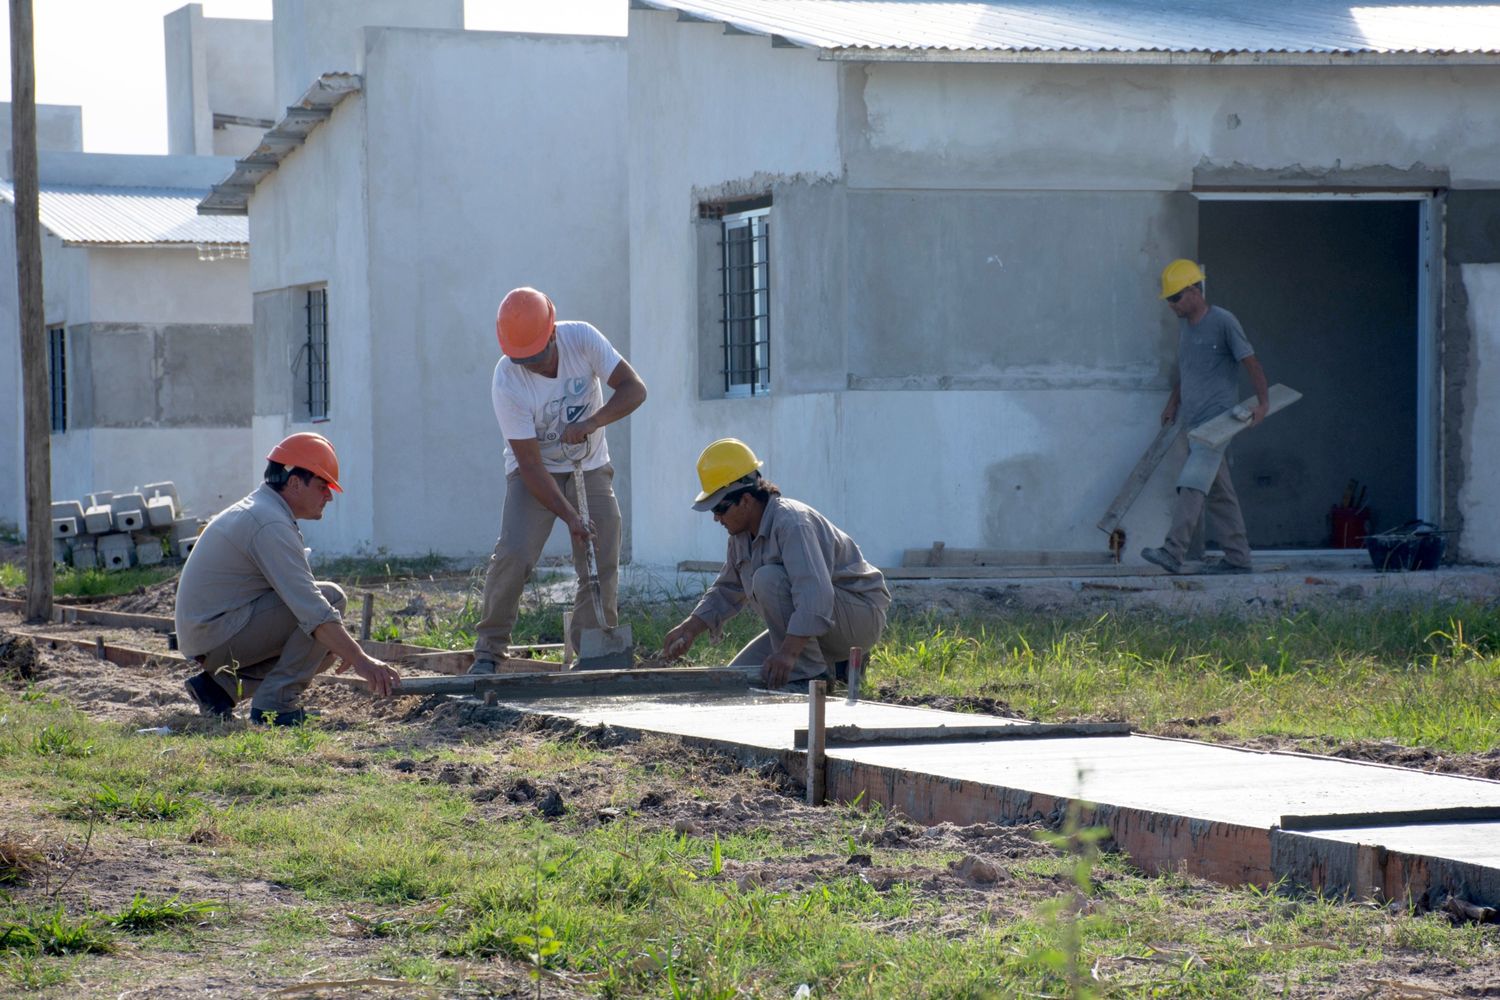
left=196, top=72, right=362, bottom=217
left=821, top=48, right=1500, bottom=66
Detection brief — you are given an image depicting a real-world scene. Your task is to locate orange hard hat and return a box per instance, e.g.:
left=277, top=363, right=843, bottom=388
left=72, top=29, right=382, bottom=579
left=267, top=432, right=342, bottom=492
left=496, top=287, right=556, bottom=359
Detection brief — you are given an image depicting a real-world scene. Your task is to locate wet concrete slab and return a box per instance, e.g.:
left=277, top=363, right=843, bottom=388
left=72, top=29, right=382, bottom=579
left=504, top=689, right=1500, bottom=906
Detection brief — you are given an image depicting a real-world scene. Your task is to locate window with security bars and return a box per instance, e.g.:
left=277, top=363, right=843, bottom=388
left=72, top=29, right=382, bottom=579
left=718, top=204, right=770, bottom=396
left=304, top=287, right=329, bottom=421
left=47, top=325, right=66, bottom=432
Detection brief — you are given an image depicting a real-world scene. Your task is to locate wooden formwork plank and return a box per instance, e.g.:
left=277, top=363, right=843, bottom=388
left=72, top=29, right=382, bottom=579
left=334, top=665, right=756, bottom=699
left=0, top=597, right=175, bottom=632
left=792, top=720, right=1132, bottom=749
left=1098, top=422, right=1180, bottom=535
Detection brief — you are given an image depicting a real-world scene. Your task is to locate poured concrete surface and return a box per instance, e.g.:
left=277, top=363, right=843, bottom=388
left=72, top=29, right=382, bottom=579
left=506, top=689, right=1500, bottom=906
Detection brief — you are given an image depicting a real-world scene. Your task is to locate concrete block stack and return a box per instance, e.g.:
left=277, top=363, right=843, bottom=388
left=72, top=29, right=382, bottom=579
left=48, top=481, right=205, bottom=572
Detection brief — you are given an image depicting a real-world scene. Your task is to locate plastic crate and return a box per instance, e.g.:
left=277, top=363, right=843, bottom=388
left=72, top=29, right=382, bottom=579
left=1365, top=521, right=1446, bottom=572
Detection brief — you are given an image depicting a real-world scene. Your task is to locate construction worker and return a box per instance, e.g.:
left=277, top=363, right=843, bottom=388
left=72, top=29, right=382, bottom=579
left=1141, top=259, right=1269, bottom=575
left=175, top=433, right=400, bottom=725
left=470, top=287, right=647, bottom=673
left=662, top=439, right=890, bottom=689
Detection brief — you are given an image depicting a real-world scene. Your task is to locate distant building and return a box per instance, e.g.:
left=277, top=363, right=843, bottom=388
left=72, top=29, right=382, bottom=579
left=0, top=150, right=252, bottom=527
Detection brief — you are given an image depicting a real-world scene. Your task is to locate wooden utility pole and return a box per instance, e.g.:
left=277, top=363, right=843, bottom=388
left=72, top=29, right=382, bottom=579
left=10, top=0, right=52, bottom=622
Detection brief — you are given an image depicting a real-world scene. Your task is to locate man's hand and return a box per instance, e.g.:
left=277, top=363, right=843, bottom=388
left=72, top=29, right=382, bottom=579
left=761, top=649, right=797, bottom=689
left=560, top=418, right=596, bottom=446
left=338, top=654, right=400, bottom=697
left=1248, top=401, right=1269, bottom=427
left=1160, top=399, right=1179, bottom=427
left=565, top=511, right=594, bottom=545
left=662, top=617, right=705, bottom=661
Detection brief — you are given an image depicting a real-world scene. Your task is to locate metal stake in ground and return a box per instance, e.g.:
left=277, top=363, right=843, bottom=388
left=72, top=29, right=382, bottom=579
left=569, top=450, right=633, bottom=669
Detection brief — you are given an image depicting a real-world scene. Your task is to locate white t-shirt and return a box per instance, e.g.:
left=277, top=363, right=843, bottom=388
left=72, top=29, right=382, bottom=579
left=491, top=320, right=624, bottom=475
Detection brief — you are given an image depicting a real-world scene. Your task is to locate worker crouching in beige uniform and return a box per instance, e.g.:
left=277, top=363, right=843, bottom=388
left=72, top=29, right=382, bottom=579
left=663, top=439, right=890, bottom=690
left=175, top=433, right=400, bottom=725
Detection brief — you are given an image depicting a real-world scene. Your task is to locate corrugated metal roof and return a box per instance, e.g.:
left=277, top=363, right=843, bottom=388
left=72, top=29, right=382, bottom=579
left=632, top=1, right=1500, bottom=60
left=0, top=182, right=247, bottom=247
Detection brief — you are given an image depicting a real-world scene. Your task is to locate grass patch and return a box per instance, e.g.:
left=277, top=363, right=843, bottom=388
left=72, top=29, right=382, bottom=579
left=0, top=563, right=22, bottom=590
left=0, top=562, right=178, bottom=598
left=110, top=894, right=222, bottom=932
left=0, top=906, right=113, bottom=957
left=313, top=549, right=457, bottom=582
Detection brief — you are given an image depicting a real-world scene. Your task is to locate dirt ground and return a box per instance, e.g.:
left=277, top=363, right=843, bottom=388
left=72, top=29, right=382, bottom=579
left=3, top=573, right=1500, bottom=997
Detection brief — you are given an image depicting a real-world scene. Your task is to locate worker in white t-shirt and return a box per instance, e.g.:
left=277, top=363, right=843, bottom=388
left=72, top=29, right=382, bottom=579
left=470, top=287, right=648, bottom=673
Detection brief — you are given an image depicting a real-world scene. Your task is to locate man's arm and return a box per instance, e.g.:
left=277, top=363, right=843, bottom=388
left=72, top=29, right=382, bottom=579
left=510, top=438, right=592, bottom=544
left=1241, top=355, right=1269, bottom=426
left=312, top=621, right=400, bottom=696
left=1161, top=372, right=1181, bottom=427
left=561, top=360, right=648, bottom=444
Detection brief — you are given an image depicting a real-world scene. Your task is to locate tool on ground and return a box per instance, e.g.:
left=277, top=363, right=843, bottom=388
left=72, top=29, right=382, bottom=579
left=567, top=445, right=634, bottom=670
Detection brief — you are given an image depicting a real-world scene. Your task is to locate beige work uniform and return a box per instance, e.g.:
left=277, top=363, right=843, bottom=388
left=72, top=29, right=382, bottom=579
left=692, top=495, right=890, bottom=685
left=174, top=484, right=345, bottom=712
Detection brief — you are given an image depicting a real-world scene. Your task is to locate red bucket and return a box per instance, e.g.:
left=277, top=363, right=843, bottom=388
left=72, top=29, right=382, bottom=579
left=1330, top=505, right=1371, bottom=548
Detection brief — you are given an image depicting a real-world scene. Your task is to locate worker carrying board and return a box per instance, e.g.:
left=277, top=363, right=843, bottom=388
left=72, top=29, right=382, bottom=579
left=1139, top=259, right=1269, bottom=576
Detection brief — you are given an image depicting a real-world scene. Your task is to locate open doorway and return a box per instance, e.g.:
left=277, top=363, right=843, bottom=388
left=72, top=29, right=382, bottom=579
left=1197, top=197, right=1423, bottom=548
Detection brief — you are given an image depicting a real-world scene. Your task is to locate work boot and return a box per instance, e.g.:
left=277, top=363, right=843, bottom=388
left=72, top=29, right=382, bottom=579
left=184, top=672, right=234, bottom=718
left=249, top=707, right=307, bottom=727
left=1140, top=546, right=1183, bottom=574
left=468, top=658, right=497, bottom=675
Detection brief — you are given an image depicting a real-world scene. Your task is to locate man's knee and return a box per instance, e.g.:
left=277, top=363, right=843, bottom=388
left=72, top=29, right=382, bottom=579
left=317, top=581, right=347, bottom=611
left=749, top=564, right=792, bottom=605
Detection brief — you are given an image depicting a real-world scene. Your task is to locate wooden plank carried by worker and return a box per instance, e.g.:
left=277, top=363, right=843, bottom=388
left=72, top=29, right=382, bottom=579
left=1187, top=383, right=1302, bottom=449
left=900, top=548, right=1114, bottom=569
left=1097, top=421, right=1180, bottom=535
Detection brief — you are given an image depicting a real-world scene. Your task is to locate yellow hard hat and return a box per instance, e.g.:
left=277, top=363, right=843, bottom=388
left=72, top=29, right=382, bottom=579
left=1160, top=259, right=1206, bottom=299
left=692, top=438, right=763, bottom=511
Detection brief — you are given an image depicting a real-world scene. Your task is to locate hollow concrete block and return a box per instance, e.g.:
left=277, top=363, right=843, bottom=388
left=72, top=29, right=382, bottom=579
left=112, top=493, right=146, bottom=532
left=145, top=495, right=176, bottom=528
left=171, top=517, right=204, bottom=544
left=71, top=538, right=97, bottom=570
left=134, top=537, right=165, bottom=566
left=52, top=517, right=81, bottom=538
left=97, top=533, right=134, bottom=571
left=53, top=539, right=70, bottom=565
left=177, top=535, right=200, bottom=560
left=87, top=491, right=114, bottom=508
left=83, top=505, right=113, bottom=534
left=51, top=500, right=85, bottom=521
left=140, top=481, right=181, bottom=510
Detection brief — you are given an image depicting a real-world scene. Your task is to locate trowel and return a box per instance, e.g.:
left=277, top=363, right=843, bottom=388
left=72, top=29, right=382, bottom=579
left=571, top=458, right=634, bottom=670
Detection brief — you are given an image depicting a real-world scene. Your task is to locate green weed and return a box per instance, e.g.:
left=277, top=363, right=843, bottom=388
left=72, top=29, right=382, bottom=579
left=110, top=893, right=222, bottom=932
left=30, top=725, right=92, bottom=758
left=0, top=905, right=113, bottom=956
left=67, top=784, right=198, bottom=822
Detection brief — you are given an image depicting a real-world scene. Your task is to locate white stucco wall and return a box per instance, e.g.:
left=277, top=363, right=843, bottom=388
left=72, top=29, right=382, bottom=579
left=359, top=27, right=629, bottom=557
left=1457, top=264, right=1500, bottom=561
left=271, top=0, right=461, bottom=108
left=627, top=12, right=846, bottom=568
left=166, top=4, right=276, bottom=158
left=248, top=82, right=374, bottom=556
left=87, top=248, right=249, bottom=325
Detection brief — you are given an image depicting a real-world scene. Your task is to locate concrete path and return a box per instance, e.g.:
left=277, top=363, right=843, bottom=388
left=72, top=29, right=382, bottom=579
left=507, top=690, right=1500, bottom=908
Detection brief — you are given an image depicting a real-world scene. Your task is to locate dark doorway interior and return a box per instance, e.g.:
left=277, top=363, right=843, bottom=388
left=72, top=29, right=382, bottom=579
left=1197, top=200, right=1418, bottom=548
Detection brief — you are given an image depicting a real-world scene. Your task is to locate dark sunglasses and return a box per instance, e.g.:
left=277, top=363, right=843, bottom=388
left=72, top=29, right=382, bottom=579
left=1166, top=288, right=1189, bottom=304
left=712, top=491, right=743, bottom=516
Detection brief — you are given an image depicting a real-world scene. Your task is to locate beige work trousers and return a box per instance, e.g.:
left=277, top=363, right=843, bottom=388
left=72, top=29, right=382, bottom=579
left=473, top=465, right=620, bottom=659
left=1163, top=456, right=1252, bottom=568
left=729, top=564, right=888, bottom=686
left=199, top=582, right=347, bottom=712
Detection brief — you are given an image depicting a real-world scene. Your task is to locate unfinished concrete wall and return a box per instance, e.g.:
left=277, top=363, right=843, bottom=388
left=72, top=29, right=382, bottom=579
left=247, top=78, right=373, bottom=556
left=0, top=103, right=83, bottom=168
left=165, top=4, right=275, bottom=158
left=271, top=0, right=461, bottom=108
left=627, top=8, right=845, bottom=568
left=1450, top=190, right=1500, bottom=561
left=359, top=26, right=629, bottom=558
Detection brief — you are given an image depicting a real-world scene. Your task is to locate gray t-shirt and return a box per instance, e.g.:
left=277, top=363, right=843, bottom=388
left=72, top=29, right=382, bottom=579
left=1177, top=305, right=1254, bottom=427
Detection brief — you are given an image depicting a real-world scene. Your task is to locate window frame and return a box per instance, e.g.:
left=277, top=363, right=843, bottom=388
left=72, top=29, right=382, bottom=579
left=304, top=286, right=329, bottom=422
left=47, top=324, right=66, bottom=433
left=718, top=205, right=771, bottom=398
